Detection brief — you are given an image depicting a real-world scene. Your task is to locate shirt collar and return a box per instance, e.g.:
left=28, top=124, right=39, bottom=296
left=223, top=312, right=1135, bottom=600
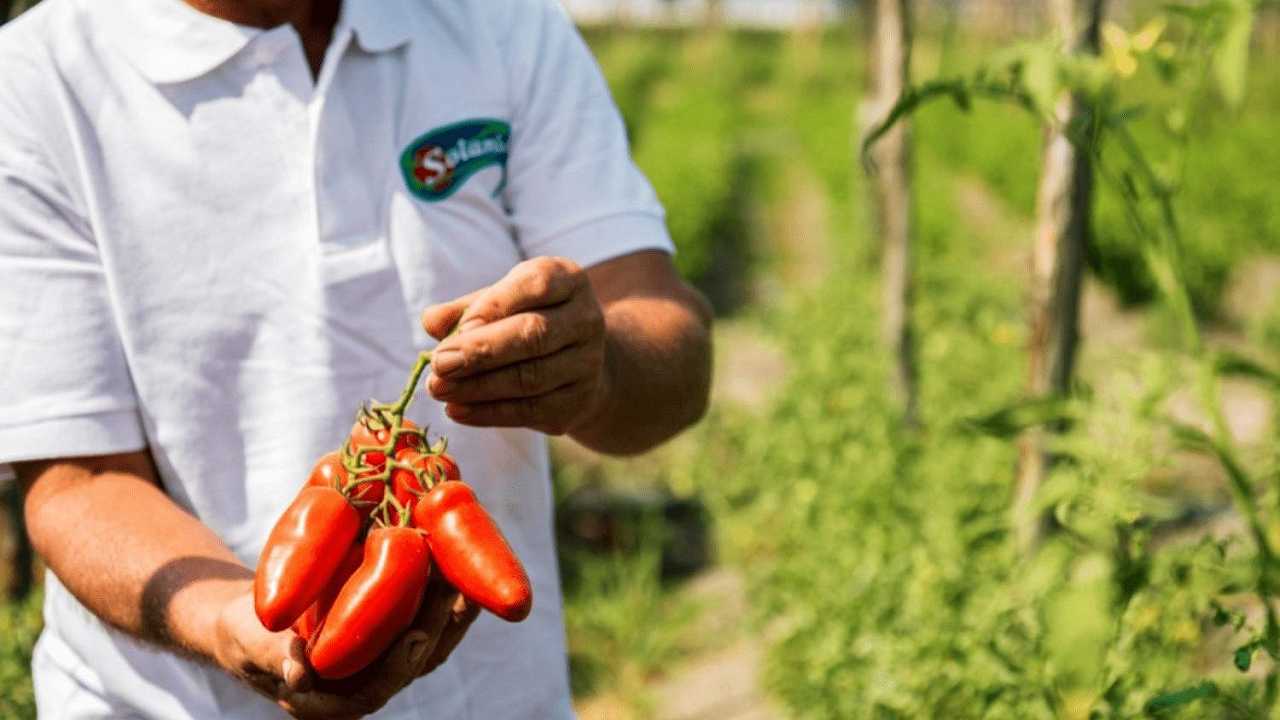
left=343, top=0, right=413, bottom=54
left=102, top=0, right=412, bottom=85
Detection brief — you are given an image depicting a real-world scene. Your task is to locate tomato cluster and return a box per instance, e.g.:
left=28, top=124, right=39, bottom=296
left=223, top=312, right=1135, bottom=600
left=252, top=353, right=532, bottom=680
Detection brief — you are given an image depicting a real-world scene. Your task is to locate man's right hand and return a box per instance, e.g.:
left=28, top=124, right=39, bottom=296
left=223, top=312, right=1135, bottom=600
left=213, top=577, right=478, bottom=719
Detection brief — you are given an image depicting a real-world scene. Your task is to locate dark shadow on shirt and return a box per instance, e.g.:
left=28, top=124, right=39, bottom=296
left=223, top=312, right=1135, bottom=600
left=140, top=556, right=251, bottom=646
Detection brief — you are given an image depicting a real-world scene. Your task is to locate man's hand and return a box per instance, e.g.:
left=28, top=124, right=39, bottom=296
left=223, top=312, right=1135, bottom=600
left=422, top=256, right=610, bottom=436
left=422, top=251, right=713, bottom=455
left=212, top=585, right=369, bottom=719
left=309, top=576, right=480, bottom=706
left=214, top=577, right=479, bottom=719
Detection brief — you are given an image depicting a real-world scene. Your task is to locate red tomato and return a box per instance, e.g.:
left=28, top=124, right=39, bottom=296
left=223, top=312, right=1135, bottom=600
left=347, top=417, right=422, bottom=472
left=307, top=527, right=432, bottom=679
left=389, top=449, right=462, bottom=523
left=412, top=481, right=532, bottom=623
left=305, top=451, right=348, bottom=491
left=345, top=417, right=422, bottom=511
left=291, top=540, right=364, bottom=642
left=254, top=487, right=362, bottom=632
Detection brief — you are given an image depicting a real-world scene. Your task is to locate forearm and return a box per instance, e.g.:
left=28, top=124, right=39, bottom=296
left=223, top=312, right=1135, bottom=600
left=18, top=451, right=248, bottom=663
left=572, top=286, right=713, bottom=455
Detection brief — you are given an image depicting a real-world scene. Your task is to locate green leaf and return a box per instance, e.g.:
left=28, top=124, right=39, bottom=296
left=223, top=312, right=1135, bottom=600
left=1163, top=417, right=1214, bottom=454
left=1234, top=642, right=1256, bottom=671
left=1144, top=681, right=1218, bottom=714
left=1213, top=350, right=1280, bottom=386
left=958, top=396, right=1074, bottom=438
left=1021, top=44, right=1061, bottom=115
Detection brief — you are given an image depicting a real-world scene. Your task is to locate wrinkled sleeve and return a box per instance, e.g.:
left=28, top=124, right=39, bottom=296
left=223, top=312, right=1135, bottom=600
left=0, top=68, right=145, bottom=479
left=499, top=0, right=675, bottom=267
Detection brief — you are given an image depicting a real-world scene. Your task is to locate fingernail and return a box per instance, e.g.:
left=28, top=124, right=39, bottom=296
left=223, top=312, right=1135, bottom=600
left=427, top=373, right=452, bottom=399
left=432, top=349, right=463, bottom=377
left=282, top=659, right=308, bottom=691
left=409, top=639, right=430, bottom=667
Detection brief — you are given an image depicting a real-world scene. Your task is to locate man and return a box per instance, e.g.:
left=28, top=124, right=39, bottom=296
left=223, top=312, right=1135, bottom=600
left=0, top=0, right=712, bottom=717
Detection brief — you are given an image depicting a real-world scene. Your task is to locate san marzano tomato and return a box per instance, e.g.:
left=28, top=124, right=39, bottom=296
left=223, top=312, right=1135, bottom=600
left=307, top=526, right=433, bottom=679
left=390, top=449, right=462, bottom=522
left=254, top=486, right=362, bottom=632
left=413, top=481, right=532, bottom=622
left=291, top=540, right=364, bottom=642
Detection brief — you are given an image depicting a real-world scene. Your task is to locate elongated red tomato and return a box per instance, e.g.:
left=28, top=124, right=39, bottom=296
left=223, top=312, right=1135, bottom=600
left=307, top=527, right=432, bottom=679
left=413, top=482, right=532, bottom=622
left=291, top=540, right=364, bottom=642
left=305, top=451, right=347, bottom=491
left=306, top=448, right=384, bottom=518
left=254, top=487, right=362, bottom=632
left=390, top=449, right=462, bottom=523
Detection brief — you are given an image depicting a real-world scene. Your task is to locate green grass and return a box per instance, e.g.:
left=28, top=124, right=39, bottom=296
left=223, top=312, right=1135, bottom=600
left=0, top=591, right=40, bottom=720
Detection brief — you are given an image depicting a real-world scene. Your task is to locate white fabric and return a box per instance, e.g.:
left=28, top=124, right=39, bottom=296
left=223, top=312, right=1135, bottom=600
left=0, top=0, right=673, bottom=717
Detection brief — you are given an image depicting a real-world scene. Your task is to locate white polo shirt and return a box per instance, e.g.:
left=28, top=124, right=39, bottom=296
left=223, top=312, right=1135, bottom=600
left=0, top=0, right=672, bottom=717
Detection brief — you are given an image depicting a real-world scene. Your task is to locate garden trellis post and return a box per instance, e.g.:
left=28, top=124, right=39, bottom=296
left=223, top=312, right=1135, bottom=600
left=1014, top=0, right=1105, bottom=555
left=864, top=0, right=918, bottom=427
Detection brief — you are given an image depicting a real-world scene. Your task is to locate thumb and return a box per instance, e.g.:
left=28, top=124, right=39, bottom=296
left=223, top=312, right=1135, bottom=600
left=278, top=634, right=313, bottom=694
left=421, top=291, right=479, bottom=340
left=361, top=630, right=434, bottom=700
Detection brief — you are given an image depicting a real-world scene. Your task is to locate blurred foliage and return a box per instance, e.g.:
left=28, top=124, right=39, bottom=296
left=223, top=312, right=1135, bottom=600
left=898, top=3, right=1280, bottom=318
left=0, top=590, right=40, bottom=719
left=690, top=7, right=1280, bottom=718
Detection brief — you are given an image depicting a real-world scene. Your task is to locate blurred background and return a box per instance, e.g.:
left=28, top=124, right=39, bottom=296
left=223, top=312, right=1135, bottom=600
left=3, top=0, right=1280, bottom=717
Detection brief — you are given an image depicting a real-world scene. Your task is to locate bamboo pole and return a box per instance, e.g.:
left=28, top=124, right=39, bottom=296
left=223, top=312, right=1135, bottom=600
left=865, top=0, right=918, bottom=427
left=1014, top=0, right=1105, bottom=555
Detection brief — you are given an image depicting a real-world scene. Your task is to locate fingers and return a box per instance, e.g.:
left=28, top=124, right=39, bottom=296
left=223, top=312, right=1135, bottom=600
left=421, top=291, right=479, bottom=340
left=316, top=577, right=458, bottom=709
left=422, top=594, right=481, bottom=676
left=429, top=308, right=571, bottom=381
left=445, top=382, right=600, bottom=436
left=359, top=580, right=457, bottom=698
left=276, top=687, right=373, bottom=720
left=420, top=257, right=585, bottom=341
left=216, top=593, right=315, bottom=698
left=275, top=592, right=479, bottom=717
left=280, top=635, right=312, bottom=693
left=428, top=342, right=601, bottom=404
left=457, top=257, right=584, bottom=333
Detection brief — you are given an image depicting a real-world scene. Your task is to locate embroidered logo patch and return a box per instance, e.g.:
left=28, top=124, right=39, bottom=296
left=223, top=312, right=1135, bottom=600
left=400, top=118, right=511, bottom=202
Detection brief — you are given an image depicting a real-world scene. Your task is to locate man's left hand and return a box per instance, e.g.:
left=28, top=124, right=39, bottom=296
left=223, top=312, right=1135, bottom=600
left=421, top=257, right=611, bottom=436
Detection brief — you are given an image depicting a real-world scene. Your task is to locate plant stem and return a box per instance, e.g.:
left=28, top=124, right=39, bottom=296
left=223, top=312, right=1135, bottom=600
left=390, top=351, right=433, bottom=419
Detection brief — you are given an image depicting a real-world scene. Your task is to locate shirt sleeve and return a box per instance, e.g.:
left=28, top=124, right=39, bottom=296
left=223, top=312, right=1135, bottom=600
left=499, top=0, right=675, bottom=268
left=0, top=55, right=145, bottom=478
